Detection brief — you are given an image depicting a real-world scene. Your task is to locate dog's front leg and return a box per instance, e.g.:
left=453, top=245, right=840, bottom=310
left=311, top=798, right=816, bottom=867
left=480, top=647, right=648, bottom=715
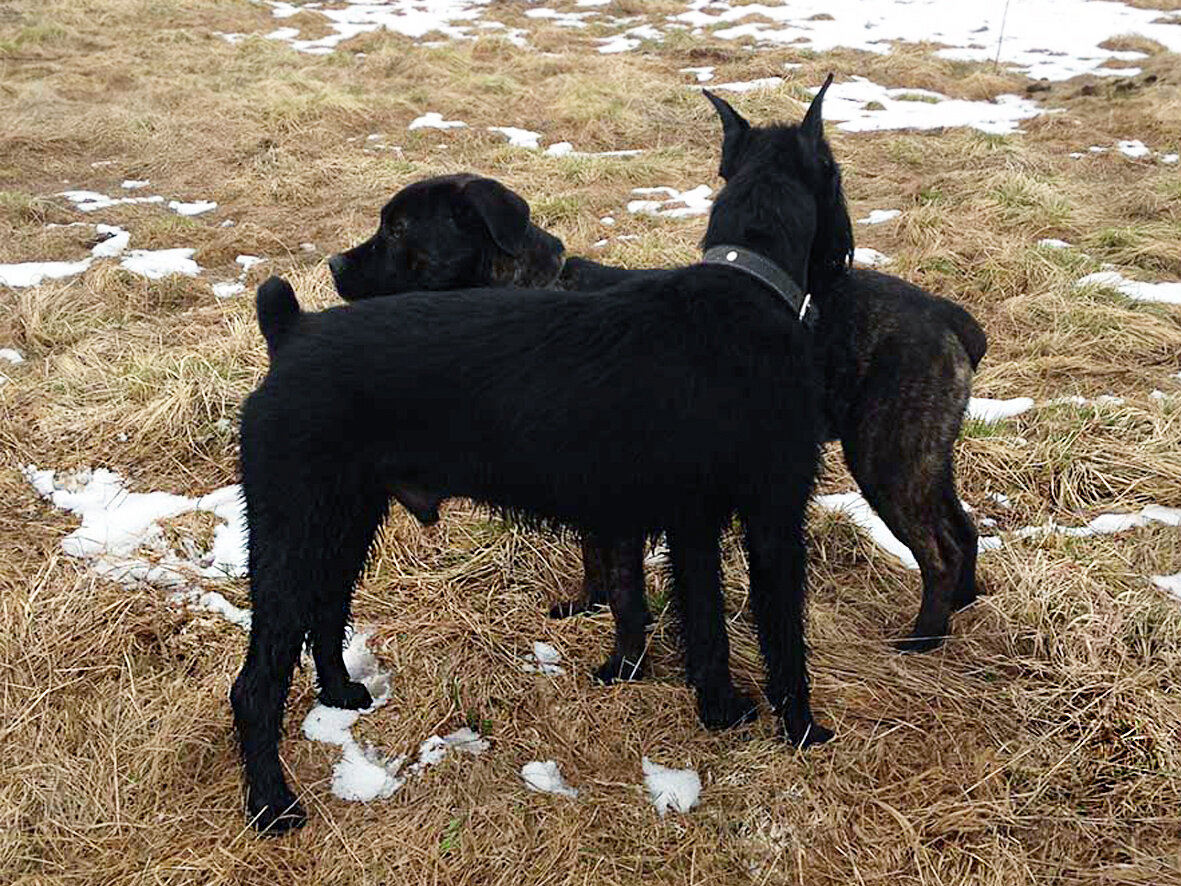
left=743, top=502, right=833, bottom=748
left=549, top=533, right=610, bottom=618
left=667, top=521, right=757, bottom=729
left=593, top=535, right=651, bottom=684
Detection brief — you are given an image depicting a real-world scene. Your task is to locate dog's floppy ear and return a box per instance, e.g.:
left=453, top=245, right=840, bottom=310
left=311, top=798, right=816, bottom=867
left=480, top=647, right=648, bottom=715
left=703, top=89, right=750, bottom=180
left=801, top=73, right=834, bottom=143
left=458, top=177, right=531, bottom=256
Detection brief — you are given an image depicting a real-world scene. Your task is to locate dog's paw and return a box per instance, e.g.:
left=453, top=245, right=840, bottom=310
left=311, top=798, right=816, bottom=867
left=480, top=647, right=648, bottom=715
left=697, top=687, right=759, bottom=731
left=319, top=679, right=372, bottom=710
left=894, top=633, right=945, bottom=654
left=592, top=651, right=645, bottom=685
left=248, top=791, right=307, bottom=835
left=787, top=720, right=834, bottom=749
left=548, top=599, right=603, bottom=620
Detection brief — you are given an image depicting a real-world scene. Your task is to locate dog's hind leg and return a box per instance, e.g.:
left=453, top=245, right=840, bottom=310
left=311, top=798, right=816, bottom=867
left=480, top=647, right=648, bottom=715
left=549, top=533, right=610, bottom=618
left=744, top=497, right=833, bottom=748
left=592, top=535, right=650, bottom=684
left=310, top=488, right=390, bottom=709
left=945, top=479, right=981, bottom=611
left=667, top=520, right=757, bottom=729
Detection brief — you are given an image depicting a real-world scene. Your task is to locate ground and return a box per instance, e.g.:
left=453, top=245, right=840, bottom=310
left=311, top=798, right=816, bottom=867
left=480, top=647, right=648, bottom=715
left=2, top=1, right=1181, bottom=884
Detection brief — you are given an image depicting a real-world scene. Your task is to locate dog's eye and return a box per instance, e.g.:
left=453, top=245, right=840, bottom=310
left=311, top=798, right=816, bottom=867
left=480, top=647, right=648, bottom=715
left=383, top=218, right=407, bottom=240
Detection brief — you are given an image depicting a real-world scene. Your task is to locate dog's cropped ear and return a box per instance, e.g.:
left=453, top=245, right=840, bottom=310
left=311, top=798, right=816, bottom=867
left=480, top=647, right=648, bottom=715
left=458, top=177, right=531, bottom=256
left=703, top=89, right=750, bottom=180
left=801, top=73, right=834, bottom=143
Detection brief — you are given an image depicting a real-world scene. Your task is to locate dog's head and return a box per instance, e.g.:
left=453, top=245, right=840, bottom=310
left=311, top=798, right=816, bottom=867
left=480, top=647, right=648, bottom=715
left=328, top=174, right=566, bottom=300
left=701, top=77, right=853, bottom=297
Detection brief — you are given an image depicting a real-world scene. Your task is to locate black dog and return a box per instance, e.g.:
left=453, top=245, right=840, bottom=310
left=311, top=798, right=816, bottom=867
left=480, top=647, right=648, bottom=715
left=326, top=172, right=565, bottom=304
left=233, top=79, right=848, bottom=832
left=552, top=92, right=986, bottom=662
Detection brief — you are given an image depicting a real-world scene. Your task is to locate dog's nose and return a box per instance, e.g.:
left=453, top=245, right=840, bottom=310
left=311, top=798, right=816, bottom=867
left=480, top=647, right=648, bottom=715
left=326, top=254, right=345, bottom=281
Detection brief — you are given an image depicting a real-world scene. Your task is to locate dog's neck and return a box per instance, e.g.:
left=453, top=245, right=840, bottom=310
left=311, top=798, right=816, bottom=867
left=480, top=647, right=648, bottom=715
left=700, top=245, right=814, bottom=328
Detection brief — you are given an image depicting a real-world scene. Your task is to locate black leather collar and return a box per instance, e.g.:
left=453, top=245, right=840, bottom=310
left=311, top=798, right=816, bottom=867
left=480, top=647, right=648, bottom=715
left=701, top=245, right=814, bottom=329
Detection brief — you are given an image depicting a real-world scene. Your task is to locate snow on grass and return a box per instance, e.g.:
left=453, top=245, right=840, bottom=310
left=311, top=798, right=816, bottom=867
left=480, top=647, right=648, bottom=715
left=167, top=199, right=217, bottom=217
left=521, top=760, right=578, bottom=798
left=261, top=0, right=495, bottom=54
left=968, top=397, right=1036, bottom=423
left=1, top=223, right=130, bottom=288
left=1038, top=238, right=1072, bottom=249
left=0, top=348, right=23, bottom=364
left=212, top=282, right=245, bottom=298
left=853, top=247, right=891, bottom=267
left=522, top=641, right=564, bottom=675
left=23, top=465, right=248, bottom=596
left=1154, top=573, right=1181, bottom=603
left=121, top=179, right=150, bottom=189
left=597, top=24, right=661, bottom=54
left=59, top=190, right=165, bottom=212
left=488, top=126, right=542, bottom=148
left=120, top=248, right=201, bottom=280
left=857, top=209, right=901, bottom=225
left=813, top=76, right=1041, bottom=134
left=1014, top=504, right=1181, bottom=540
left=814, top=491, right=921, bottom=570
left=1075, top=270, right=1181, bottom=306
left=1116, top=139, right=1151, bottom=159
left=708, top=77, right=784, bottom=93
left=524, top=8, right=594, bottom=28
left=642, top=757, right=701, bottom=816
left=627, top=185, right=712, bottom=219
left=680, top=66, right=714, bottom=82
left=673, top=0, right=1180, bottom=81
left=543, top=141, right=642, bottom=158
left=408, top=111, right=467, bottom=131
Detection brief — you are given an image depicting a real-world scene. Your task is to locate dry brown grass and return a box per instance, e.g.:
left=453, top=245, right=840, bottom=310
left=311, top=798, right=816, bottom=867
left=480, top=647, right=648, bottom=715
left=2, top=0, right=1181, bottom=884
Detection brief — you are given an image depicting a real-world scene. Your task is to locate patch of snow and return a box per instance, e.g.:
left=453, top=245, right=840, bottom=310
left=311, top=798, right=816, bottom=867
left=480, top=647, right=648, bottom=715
left=544, top=141, right=642, bottom=158
left=0, top=223, right=130, bottom=288
left=681, top=66, right=715, bottom=82
left=814, top=491, right=919, bottom=570
left=488, top=126, right=542, bottom=149
left=600, top=216, right=615, bottom=226
left=628, top=185, right=713, bottom=219
left=408, top=111, right=468, bottom=131
left=1153, top=572, right=1181, bottom=602
left=1015, top=504, right=1181, bottom=540
left=853, top=247, right=891, bottom=267
left=1075, top=270, right=1181, bottom=306
left=521, top=760, right=578, bottom=798
left=59, top=190, right=166, bottom=213
left=598, top=24, right=662, bottom=54
left=522, top=640, right=565, bottom=675
left=813, top=76, right=1041, bottom=135
left=0, top=348, right=23, bottom=364
left=673, top=0, right=1181, bottom=82
left=168, top=199, right=217, bottom=217
left=213, top=281, right=246, bottom=299
left=120, top=248, right=201, bottom=280
left=988, top=492, right=1012, bottom=509
left=1159, top=153, right=1179, bottom=165
left=524, top=8, right=593, bottom=27
left=121, top=179, right=150, bottom=189
left=1038, top=238, right=1071, bottom=249
left=237, top=255, right=264, bottom=272
left=1117, top=139, right=1151, bottom=159
left=857, top=209, right=901, bottom=225
left=642, top=757, right=701, bottom=816
left=967, top=397, right=1035, bottom=423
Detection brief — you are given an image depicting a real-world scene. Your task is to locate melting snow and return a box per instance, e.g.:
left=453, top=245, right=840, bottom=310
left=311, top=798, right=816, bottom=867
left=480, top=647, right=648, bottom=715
left=260, top=0, right=496, bottom=54
left=0, top=223, right=130, bottom=288
left=857, top=209, right=901, bottom=225
left=1116, top=139, right=1151, bottom=159
left=709, top=77, right=784, bottom=93
left=1153, top=573, right=1181, bottom=602
left=59, top=190, right=166, bottom=212
left=1038, top=238, right=1072, bottom=249
left=1075, top=271, right=1181, bottom=306
left=544, top=142, right=642, bottom=158
left=522, top=641, right=565, bottom=675
left=627, top=185, right=713, bottom=219
left=521, top=760, right=578, bottom=798
left=488, top=126, right=542, bottom=149
left=598, top=24, right=661, bottom=53
left=642, top=757, right=701, bottom=815
left=408, top=112, right=467, bottom=131
left=168, top=199, right=217, bottom=217
left=814, top=77, right=1041, bottom=134
left=673, top=0, right=1181, bottom=81
left=681, top=66, right=715, bottom=82
left=853, top=247, right=891, bottom=267
left=121, top=179, right=150, bottom=189
left=120, top=248, right=201, bottom=280
left=968, top=397, right=1035, bottom=423
left=0, top=348, right=23, bottom=364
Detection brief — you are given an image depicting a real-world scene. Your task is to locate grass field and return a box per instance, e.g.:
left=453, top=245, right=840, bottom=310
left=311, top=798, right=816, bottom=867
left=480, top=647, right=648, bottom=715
left=2, top=1, right=1181, bottom=883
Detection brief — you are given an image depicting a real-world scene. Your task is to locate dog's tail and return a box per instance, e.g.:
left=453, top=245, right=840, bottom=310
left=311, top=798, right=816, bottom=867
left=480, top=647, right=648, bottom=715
left=256, top=275, right=301, bottom=361
left=941, top=302, right=988, bottom=370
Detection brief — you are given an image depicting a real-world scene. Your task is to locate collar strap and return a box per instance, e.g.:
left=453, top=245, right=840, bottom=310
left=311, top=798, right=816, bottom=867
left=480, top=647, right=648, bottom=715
left=701, top=245, right=814, bottom=328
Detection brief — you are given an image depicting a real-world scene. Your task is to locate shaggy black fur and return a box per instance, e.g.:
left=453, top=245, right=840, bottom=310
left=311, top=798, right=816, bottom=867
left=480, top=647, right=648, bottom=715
left=326, top=173, right=566, bottom=304
left=232, top=80, right=849, bottom=833
left=553, top=91, right=986, bottom=663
